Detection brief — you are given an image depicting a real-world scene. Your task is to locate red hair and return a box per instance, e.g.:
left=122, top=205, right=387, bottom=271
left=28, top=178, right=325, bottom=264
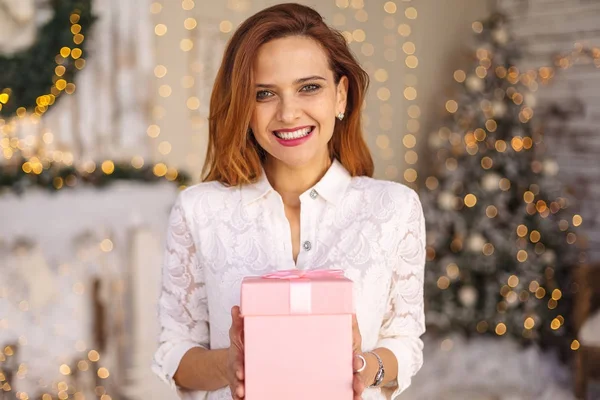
left=201, top=3, right=373, bottom=185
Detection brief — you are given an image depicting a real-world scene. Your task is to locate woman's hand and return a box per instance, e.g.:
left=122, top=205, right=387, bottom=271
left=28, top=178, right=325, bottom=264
left=352, top=314, right=374, bottom=400
left=228, top=306, right=245, bottom=399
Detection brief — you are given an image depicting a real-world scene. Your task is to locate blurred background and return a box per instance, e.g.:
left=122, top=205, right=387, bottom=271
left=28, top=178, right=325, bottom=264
left=0, top=0, right=599, bottom=399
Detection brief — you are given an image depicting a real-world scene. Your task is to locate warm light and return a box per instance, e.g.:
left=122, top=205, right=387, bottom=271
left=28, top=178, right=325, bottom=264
left=405, top=7, right=417, bottom=19
left=397, top=24, right=411, bottom=37
left=383, top=1, right=397, bottom=13
left=404, top=168, right=417, bottom=182
left=153, top=163, right=168, bottom=177
left=182, top=0, right=195, bottom=10
left=187, top=97, right=200, bottom=110
left=377, top=88, right=391, bottom=101
left=454, top=70, right=466, bottom=82
left=404, top=87, right=417, bottom=100
left=403, top=134, right=416, bottom=148
left=530, top=231, right=540, bottom=243
left=131, top=156, right=144, bottom=169
left=184, top=17, right=197, bottom=30
left=481, top=157, right=493, bottom=169
left=508, top=275, right=519, bottom=288
left=374, top=69, right=388, bottom=82
left=483, top=243, right=494, bottom=255
left=551, top=318, right=561, bottom=330
left=180, top=39, right=194, bottom=51
left=88, top=350, right=100, bottom=362
left=446, top=263, right=459, bottom=279
left=552, top=289, right=562, bottom=301
left=464, top=194, right=477, bottom=207
left=517, top=250, right=528, bottom=262
left=402, top=42, right=416, bottom=55
left=535, top=287, right=546, bottom=299
left=523, top=191, right=534, bottom=203
left=524, top=317, right=535, bottom=329
left=571, top=340, right=580, bottom=350
left=60, top=364, right=71, bottom=375
left=472, top=21, right=483, bottom=33
left=147, top=124, right=160, bottom=138
left=154, top=65, right=167, bottom=78
left=486, top=205, right=498, bottom=218
left=158, top=141, right=172, bottom=155
left=573, top=214, right=582, bottom=226
left=100, top=239, right=113, bottom=252
left=98, top=367, right=110, bottom=379
left=405, top=55, right=418, bottom=68
left=499, top=178, right=511, bottom=191
left=155, top=24, right=167, bottom=36
left=352, top=29, right=366, bottom=42
left=495, top=140, right=507, bottom=152
left=445, top=100, right=458, bottom=113
left=101, top=161, right=115, bottom=174
left=159, top=84, right=172, bottom=97
left=437, top=276, right=450, bottom=289
left=495, top=323, right=507, bottom=335
left=425, top=176, right=439, bottom=190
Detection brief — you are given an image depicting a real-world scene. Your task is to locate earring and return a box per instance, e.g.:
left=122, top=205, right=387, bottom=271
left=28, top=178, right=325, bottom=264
left=336, top=112, right=345, bottom=121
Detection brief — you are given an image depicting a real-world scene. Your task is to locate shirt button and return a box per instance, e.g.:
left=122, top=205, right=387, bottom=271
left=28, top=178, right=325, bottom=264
left=309, top=189, right=318, bottom=199
left=303, top=241, right=312, bottom=251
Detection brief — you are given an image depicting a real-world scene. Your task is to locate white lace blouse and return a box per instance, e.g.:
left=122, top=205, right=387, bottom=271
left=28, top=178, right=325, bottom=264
left=152, top=159, right=426, bottom=400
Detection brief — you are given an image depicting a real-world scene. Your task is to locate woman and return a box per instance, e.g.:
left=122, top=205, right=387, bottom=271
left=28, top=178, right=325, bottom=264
left=152, top=3, right=425, bottom=400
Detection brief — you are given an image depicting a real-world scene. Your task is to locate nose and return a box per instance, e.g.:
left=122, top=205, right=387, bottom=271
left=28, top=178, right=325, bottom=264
left=277, top=96, right=301, bottom=123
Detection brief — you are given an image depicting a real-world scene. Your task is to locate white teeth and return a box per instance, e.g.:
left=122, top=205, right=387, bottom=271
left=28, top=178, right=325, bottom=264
left=274, top=127, right=313, bottom=140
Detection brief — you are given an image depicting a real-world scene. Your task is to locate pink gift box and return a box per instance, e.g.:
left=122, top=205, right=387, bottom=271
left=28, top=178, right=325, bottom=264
left=240, top=269, right=354, bottom=400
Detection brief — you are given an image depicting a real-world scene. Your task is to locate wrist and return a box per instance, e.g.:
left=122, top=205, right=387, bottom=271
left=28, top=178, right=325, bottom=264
left=363, top=352, right=379, bottom=386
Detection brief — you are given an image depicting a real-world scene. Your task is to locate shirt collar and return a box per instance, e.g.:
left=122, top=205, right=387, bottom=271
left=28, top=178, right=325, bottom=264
left=311, top=158, right=351, bottom=206
left=240, top=158, right=352, bottom=206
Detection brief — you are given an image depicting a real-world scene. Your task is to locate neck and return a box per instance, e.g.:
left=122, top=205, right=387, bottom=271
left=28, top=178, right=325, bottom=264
left=263, top=154, right=332, bottom=208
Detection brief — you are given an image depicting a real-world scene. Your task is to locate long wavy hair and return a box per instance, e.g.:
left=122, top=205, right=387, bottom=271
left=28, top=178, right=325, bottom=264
left=201, top=3, right=373, bottom=185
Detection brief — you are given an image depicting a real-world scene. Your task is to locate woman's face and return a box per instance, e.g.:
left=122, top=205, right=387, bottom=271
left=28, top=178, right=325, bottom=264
left=249, top=35, right=348, bottom=169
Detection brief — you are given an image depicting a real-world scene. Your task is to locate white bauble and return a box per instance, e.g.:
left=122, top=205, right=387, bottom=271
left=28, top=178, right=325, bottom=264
left=492, top=28, right=509, bottom=45
left=467, top=233, right=486, bottom=252
left=525, top=93, right=537, bottom=108
left=543, top=160, right=559, bottom=176
left=459, top=285, right=478, bottom=307
left=438, top=192, right=455, bottom=211
left=492, top=101, right=507, bottom=118
left=428, top=133, right=445, bottom=149
left=482, top=173, right=501, bottom=192
left=541, top=250, right=556, bottom=264
left=466, top=75, right=485, bottom=92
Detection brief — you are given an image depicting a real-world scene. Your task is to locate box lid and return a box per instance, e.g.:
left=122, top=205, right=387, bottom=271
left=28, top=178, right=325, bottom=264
left=240, top=269, right=354, bottom=316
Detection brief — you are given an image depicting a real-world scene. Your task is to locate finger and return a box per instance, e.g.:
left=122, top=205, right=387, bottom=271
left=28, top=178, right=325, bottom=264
left=234, top=360, right=245, bottom=380
left=236, top=381, right=245, bottom=398
left=353, top=373, right=365, bottom=396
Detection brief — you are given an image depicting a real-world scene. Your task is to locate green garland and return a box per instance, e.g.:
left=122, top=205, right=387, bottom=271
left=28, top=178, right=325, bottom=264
left=0, top=0, right=94, bottom=118
left=0, top=157, right=191, bottom=195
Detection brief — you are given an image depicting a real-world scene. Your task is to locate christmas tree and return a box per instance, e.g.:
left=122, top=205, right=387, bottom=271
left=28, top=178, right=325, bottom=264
left=420, top=13, right=582, bottom=352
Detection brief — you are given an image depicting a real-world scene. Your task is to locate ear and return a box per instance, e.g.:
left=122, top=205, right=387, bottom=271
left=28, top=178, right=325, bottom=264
left=336, top=76, right=349, bottom=114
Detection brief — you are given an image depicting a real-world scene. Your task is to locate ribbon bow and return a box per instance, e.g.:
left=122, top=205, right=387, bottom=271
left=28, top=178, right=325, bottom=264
left=262, top=269, right=345, bottom=280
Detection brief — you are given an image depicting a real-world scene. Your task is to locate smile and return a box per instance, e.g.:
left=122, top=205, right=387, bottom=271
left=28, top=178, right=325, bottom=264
left=273, top=126, right=314, bottom=140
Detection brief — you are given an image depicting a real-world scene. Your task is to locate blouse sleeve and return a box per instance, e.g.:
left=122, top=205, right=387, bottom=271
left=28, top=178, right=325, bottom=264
left=152, top=191, right=210, bottom=399
left=376, top=188, right=426, bottom=399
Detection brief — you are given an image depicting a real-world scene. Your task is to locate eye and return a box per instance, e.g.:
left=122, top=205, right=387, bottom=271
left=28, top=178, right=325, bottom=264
left=301, top=84, right=321, bottom=92
left=256, top=90, right=273, bottom=100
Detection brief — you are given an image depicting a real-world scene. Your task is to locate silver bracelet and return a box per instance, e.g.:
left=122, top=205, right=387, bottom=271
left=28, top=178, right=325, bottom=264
left=366, top=351, right=385, bottom=387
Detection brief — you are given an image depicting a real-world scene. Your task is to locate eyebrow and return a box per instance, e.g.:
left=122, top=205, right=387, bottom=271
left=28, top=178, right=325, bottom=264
left=255, top=75, right=327, bottom=88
